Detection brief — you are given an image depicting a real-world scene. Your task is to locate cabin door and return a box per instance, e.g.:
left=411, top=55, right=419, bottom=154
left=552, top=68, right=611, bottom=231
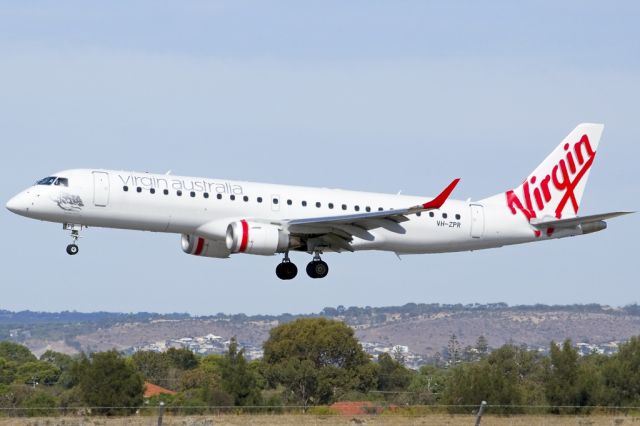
left=92, top=171, right=110, bottom=207
left=470, top=204, right=485, bottom=238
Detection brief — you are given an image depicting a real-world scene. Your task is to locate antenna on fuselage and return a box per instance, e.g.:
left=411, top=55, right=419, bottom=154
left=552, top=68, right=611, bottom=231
left=165, top=170, right=172, bottom=175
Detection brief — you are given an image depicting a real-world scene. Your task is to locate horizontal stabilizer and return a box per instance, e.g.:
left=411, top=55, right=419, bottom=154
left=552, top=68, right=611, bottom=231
left=530, top=211, right=633, bottom=229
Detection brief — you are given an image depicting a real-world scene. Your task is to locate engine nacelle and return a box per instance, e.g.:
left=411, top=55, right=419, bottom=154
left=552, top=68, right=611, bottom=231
left=181, top=234, right=230, bottom=258
left=225, top=220, right=289, bottom=256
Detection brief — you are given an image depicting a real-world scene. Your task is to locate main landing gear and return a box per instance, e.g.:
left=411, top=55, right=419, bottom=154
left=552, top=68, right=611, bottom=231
left=64, top=223, right=82, bottom=256
left=306, top=253, right=329, bottom=279
left=275, top=254, right=298, bottom=280
left=275, top=252, right=329, bottom=280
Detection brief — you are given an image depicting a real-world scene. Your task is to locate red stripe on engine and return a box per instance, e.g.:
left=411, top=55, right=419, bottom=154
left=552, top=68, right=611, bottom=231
left=239, top=220, right=249, bottom=252
left=194, top=237, right=205, bottom=255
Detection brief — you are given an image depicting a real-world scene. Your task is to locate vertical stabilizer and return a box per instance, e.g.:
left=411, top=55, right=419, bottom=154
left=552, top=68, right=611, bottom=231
left=503, top=123, right=604, bottom=221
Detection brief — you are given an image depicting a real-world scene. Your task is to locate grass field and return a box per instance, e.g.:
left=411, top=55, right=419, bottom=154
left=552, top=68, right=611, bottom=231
left=1, top=414, right=639, bottom=426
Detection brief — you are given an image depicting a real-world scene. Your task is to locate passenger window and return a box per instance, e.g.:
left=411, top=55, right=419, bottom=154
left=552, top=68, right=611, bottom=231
left=54, top=178, right=69, bottom=187
left=455, top=214, right=461, bottom=220
left=342, top=204, right=347, bottom=210
left=416, top=212, right=421, bottom=216
left=442, top=213, right=448, bottom=219
left=243, top=196, right=249, bottom=202
left=273, top=198, right=279, bottom=204
left=136, top=187, right=142, bottom=193
left=365, top=206, right=371, bottom=212
left=287, top=199, right=292, bottom=205
left=204, top=193, right=209, bottom=199
left=190, top=191, right=196, bottom=197
left=150, top=188, right=156, bottom=194
left=257, top=197, right=263, bottom=203
left=163, top=189, right=169, bottom=195
left=378, top=207, right=384, bottom=211
left=302, top=201, right=307, bottom=207
left=230, top=195, right=235, bottom=201
left=429, top=212, right=434, bottom=217
left=177, top=190, right=182, bottom=196
left=123, top=186, right=129, bottom=192
left=354, top=205, right=360, bottom=211
left=316, top=202, right=321, bottom=208
left=217, top=193, right=222, bottom=200
left=328, top=203, right=334, bottom=209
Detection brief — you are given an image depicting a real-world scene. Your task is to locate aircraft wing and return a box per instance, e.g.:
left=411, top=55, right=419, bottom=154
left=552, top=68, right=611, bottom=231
left=283, top=179, right=460, bottom=252
left=530, top=211, right=633, bottom=229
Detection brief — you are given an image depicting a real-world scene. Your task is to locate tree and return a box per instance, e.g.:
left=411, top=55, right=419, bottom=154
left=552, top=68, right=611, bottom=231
left=219, top=337, right=261, bottom=406
left=131, top=351, right=170, bottom=387
left=21, top=390, right=57, bottom=416
left=446, top=334, right=461, bottom=365
left=264, top=318, right=370, bottom=369
left=408, top=365, right=448, bottom=404
left=263, top=318, right=374, bottom=406
left=545, top=339, right=581, bottom=413
left=132, top=348, right=197, bottom=391
left=602, top=336, right=640, bottom=406
left=475, top=335, right=489, bottom=359
left=40, top=350, right=73, bottom=371
left=176, top=355, right=233, bottom=410
left=0, top=342, right=36, bottom=364
left=14, top=361, right=60, bottom=386
left=40, top=350, right=75, bottom=388
left=0, top=358, right=17, bottom=385
left=376, top=353, right=413, bottom=392
left=442, top=344, right=545, bottom=413
left=75, top=351, right=144, bottom=415
left=165, top=348, right=198, bottom=370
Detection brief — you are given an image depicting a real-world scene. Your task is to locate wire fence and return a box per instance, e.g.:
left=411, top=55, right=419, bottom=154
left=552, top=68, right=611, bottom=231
left=0, top=404, right=639, bottom=417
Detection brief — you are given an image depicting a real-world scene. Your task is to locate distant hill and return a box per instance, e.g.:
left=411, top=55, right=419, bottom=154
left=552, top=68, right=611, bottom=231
left=1, top=303, right=639, bottom=357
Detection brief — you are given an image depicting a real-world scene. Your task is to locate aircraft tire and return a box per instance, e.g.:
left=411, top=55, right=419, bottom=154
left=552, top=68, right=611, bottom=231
left=66, top=244, right=79, bottom=255
left=306, top=260, right=329, bottom=279
left=276, top=262, right=297, bottom=280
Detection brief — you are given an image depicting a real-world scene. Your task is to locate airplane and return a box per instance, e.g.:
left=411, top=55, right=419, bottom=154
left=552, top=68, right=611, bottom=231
left=6, top=123, right=632, bottom=280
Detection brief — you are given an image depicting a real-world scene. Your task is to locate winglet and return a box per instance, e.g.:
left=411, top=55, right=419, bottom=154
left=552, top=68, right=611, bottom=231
left=421, top=178, right=461, bottom=209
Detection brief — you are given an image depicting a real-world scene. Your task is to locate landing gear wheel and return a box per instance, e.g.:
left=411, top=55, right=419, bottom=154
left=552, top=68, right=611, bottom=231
left=66, top=244, right=79, bottom=255
left=306, top=260, right=329, bottom=279
left=276, top=261, right=298, bottom=280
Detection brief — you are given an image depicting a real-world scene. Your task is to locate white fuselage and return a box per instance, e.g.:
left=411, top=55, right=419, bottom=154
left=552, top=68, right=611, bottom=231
left=7, top=168, right=571, bottom=256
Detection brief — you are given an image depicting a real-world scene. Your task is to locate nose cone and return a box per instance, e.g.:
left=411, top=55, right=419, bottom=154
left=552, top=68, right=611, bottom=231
left=6, top=192, right=28, bottom=215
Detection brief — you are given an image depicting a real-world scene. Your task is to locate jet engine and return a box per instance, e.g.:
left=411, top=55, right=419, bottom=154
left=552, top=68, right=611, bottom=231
left=181, top=234, right=230, bottom=258
left=225, top=220, right=289, bottom=255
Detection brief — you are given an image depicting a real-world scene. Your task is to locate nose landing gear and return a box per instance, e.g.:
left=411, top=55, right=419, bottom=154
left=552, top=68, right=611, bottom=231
left=275, top=253, right=298, bottom=280
left=63, top=223, right=83, bottom=256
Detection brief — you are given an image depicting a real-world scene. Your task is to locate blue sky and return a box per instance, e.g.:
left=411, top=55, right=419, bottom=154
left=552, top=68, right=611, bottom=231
left=1, top=1, right=638, bottom=315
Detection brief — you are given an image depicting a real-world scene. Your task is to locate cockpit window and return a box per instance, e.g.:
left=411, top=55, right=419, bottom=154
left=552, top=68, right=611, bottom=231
left=54, top=177, right=69, bottom=187
left=36, top=176, right=57, bottom=186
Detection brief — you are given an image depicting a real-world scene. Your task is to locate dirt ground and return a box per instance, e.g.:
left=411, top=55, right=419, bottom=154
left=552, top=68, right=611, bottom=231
left=1, top=414, right=639, bottom=426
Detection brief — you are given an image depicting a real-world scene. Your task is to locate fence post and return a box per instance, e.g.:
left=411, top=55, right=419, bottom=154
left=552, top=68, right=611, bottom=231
left=157, top=401, right=165, bottom=426
left=474, top=401, right=487, bottom=426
